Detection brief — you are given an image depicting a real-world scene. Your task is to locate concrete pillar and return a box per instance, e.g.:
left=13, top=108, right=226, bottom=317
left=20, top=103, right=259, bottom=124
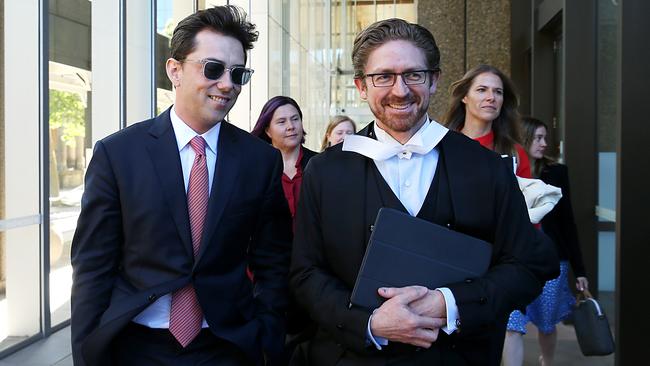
left=418, top=0, right=511, bottom=120
left=4, top=0, right=42, bottom=337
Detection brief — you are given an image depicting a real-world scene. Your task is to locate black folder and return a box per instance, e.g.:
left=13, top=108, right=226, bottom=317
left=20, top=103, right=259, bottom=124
left=350, top=208, right=493, bottom=310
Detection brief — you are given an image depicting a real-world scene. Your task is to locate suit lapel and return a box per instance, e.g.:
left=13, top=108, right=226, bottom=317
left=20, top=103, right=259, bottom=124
left=195, top=122, right=241, bottom=264
left=439, top=132, right=475, bottom=226
left=145, top=110, right=193, bottom=257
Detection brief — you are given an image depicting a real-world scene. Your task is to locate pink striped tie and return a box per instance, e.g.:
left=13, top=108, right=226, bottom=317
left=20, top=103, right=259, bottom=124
left=170, top=136, right=209, bottom=347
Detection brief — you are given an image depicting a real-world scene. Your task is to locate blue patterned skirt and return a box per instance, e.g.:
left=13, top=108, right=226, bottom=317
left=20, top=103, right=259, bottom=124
left=506, top=261, right=575, bottom=334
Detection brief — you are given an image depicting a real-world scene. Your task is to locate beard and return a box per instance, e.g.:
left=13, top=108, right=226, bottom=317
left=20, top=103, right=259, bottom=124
left=370, top=95, right=429, bottom=134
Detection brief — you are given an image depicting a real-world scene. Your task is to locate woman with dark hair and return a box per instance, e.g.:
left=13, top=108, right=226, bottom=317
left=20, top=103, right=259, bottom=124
left=320, top=115, right=357, bottom=151
left=251, top=96, right=316, bottom=363
left=442, top=64, right=531, bottom=178
left=502, top=117, right=589, bottom=366
left=251, top=96, right=317, bottom=219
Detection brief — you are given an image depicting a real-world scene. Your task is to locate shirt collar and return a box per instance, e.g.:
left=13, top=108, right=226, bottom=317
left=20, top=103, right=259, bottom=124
left=343, top=116, right=448, bottom=160
left=170, top=106, right=220, bottom=154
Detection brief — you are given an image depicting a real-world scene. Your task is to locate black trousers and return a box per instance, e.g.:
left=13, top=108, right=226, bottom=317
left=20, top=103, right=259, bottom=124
left=111, top=322, right=253, bottom=366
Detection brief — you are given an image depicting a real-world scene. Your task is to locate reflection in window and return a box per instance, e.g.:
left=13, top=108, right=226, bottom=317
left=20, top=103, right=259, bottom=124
left=48, top=0, right=93, bottom=326
left=156, top=0, right=195, bottom=114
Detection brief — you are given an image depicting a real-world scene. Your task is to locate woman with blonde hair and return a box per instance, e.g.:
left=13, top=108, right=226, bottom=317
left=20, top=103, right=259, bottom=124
left=320, top=115, right=357, bottom=151
left=442, top=64, right=531, bottom=178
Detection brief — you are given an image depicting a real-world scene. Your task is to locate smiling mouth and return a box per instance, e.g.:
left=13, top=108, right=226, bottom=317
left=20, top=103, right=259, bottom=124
left=386, top=102, right=413, bottom=110
left=208, top=95, right=229, bottom=103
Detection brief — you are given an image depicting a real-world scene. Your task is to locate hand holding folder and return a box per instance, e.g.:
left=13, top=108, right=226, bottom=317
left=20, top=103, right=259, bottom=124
left=350, top=208, right=492, bottom=310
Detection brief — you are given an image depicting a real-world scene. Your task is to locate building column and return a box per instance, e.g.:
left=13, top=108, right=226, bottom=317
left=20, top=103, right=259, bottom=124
left=616, top=0, right=650, bottom=362
left=418, top=0, right=511, bottom=120
left=3, top=0, right=42, bottom=337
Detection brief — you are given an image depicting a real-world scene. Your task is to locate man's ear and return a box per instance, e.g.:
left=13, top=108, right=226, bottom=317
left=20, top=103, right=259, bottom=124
left=354, top=78, right=367, bottom=100
left=166, top=58, right=182, bottom=88
left=429, top=70, right=441, bottom=94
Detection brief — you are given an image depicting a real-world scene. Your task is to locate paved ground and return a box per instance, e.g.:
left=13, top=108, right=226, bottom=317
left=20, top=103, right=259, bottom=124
left=0, top=322, right=614, bottom=365
left=0, top=327, right=71, bottom=366
left=522, top=322, right=614, bottom=365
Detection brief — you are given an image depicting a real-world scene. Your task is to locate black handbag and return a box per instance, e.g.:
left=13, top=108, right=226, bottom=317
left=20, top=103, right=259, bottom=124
left=573, top=290, right=615, bottom=356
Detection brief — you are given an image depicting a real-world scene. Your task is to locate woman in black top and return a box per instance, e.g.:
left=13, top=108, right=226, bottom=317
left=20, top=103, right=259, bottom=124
left=502, top=116, right=589, bottom=366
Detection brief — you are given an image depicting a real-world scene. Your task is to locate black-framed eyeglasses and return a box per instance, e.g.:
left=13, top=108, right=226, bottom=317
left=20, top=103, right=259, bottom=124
left=184, top=59, right=254, bottom=85
left=363, top=69, right=439, bottom=87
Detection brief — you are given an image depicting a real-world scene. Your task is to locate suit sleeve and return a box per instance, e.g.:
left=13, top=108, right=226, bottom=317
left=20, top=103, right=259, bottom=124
left=446, top=157, right=559, bottom=334
left=290, top=159, right=373, bottom=354
left=248, top=150, right=293, bottom=360
left=70, top=141, right=123, bottom=366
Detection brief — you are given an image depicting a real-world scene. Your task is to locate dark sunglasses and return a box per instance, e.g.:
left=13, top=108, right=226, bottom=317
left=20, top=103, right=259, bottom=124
left=184, top=59, right=254, bottom=85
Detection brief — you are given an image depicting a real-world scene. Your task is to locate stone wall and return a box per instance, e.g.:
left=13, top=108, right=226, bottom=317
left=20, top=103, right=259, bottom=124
left=418, top=0, right=511, bottom=121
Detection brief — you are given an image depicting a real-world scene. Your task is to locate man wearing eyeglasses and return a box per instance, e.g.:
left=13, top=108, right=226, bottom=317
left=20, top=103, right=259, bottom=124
left=290, top=18, right=558, bottom=365
left=71, top=6, right=292, bottom=366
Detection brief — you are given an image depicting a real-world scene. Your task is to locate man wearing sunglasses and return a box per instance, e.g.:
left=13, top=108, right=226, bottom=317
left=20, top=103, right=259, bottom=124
left=71, top=5, right=292, bottom=366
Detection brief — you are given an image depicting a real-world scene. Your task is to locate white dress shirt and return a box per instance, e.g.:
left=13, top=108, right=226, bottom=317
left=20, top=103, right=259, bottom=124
left=343, top=118, right=459, bottom=349
left=132, top=106, right=220, bottom=328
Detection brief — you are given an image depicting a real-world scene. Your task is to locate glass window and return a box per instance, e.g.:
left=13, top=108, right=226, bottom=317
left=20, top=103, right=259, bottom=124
left=596, top=0, right=619, bottom=316
left=1, top=0, right=43, bottom=352
left=330, top=0, right=416, bottom=128
left=156, top=0, right=196, bottom=114
left=48, top=0, right=92, bottom=328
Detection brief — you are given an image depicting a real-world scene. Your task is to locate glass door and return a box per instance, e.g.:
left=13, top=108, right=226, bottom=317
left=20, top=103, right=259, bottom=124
left=595, top=0, right=619, bottom=320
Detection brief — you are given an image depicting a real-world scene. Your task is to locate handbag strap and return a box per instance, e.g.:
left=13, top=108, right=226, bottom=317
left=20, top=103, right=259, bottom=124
left=576, top=289, right=604, bottom=316
left=576, top=288, right=593, bottom=300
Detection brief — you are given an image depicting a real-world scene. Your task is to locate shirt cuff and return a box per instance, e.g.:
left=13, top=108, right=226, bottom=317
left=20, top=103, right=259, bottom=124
left=436, top=287, right=459, bottom=334
left=366, top=310, right=388, bottom=350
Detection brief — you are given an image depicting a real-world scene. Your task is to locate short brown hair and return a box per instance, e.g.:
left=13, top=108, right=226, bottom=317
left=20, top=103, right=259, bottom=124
left=170, top=5, right=258, bottom=63
left=352, top=18, right=440, bottom=79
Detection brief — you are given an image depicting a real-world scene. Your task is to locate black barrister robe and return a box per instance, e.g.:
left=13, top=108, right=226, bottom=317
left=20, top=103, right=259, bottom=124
left=290, top=123, right=559, bottom=365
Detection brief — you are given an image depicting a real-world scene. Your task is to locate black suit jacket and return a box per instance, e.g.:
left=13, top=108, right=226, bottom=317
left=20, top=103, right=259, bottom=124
left=290, top=124, right=558, bottom=365
left=539, top=163, right=586, bottom=277
left=300, top=146, right=318, bottom=172
left=70, top=109, right=293, bottom=365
